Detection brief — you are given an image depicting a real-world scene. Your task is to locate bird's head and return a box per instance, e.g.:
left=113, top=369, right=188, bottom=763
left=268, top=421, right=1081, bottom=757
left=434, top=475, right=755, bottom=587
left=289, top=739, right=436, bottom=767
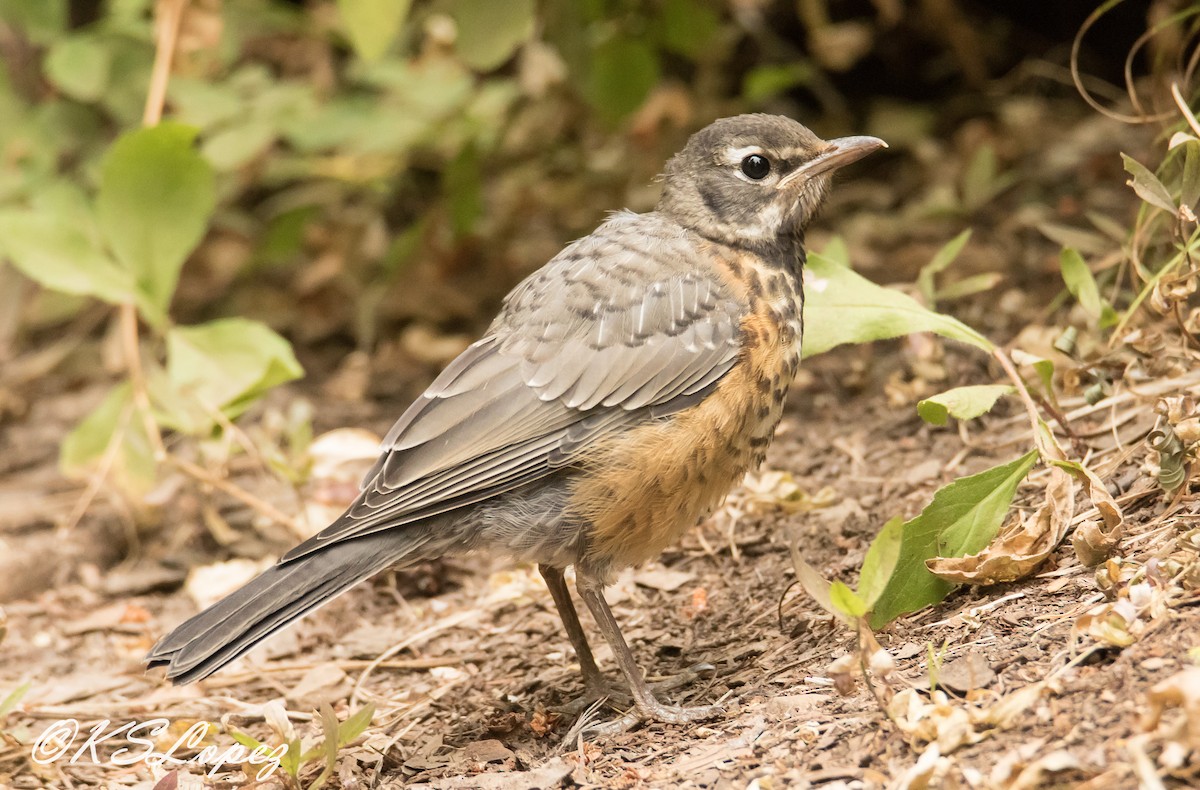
left=658, top=114, right=885, bottom=248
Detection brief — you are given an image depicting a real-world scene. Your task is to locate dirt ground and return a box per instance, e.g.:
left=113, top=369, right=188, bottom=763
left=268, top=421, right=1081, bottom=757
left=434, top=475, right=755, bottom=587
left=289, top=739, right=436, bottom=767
left=2, top=94, right=1200, bottom=789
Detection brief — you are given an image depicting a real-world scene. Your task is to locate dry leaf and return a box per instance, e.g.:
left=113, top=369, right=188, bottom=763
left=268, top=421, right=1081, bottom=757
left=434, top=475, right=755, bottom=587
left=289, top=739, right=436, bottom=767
left=1142, top=667, right=1200, bottom=748
left=1065, top=461, right=1126, bottom=566
left=930, top=421, right=1124, bottom=584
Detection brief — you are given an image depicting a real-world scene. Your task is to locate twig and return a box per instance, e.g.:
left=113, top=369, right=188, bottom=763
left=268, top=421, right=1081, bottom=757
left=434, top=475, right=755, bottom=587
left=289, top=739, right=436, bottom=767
left=165, top=454, right=305, bottom=535
left=143, top=0, right=187, bottom=128
left=992, top=347, right=1043, bottom=440
left=120, top=0, right=190, bottom=461
left=1172, top=82, right=1200, bottom=139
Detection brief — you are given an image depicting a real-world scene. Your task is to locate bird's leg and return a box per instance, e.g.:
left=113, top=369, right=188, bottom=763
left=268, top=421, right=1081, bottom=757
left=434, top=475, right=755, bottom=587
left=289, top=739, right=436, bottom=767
left=538, top=564, right=606, bottom=694
left=575, top=573, right=723, bottom=725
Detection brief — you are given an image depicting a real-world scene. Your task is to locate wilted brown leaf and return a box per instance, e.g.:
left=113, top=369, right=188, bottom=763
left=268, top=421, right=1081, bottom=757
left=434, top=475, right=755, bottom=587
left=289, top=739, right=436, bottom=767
left=1142, top=667, right=1200, bottom=748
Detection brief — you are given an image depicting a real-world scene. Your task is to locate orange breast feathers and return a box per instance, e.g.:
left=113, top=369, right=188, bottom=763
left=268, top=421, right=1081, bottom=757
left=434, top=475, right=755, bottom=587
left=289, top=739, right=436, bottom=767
left=571, top=304, right=800, bottom=579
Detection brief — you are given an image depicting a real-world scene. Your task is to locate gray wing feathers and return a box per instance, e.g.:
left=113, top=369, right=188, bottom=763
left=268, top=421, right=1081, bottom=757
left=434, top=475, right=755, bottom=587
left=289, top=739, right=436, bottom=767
left=282, top=213, right=743, bottom=562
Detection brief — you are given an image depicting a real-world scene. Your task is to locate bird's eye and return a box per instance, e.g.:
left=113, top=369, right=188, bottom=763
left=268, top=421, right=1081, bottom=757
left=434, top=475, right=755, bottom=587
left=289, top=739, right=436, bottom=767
left=740, top=154, right=771, bottom=180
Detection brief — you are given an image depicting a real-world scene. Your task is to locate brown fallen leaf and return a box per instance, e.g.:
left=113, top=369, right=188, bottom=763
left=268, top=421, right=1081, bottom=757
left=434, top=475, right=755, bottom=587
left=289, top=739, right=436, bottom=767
left=1064, top=460, right=1126, bottom=566
left=1142, top=667, right=1200, bottom=748
left=928, top=421, right=1124, bottom=585
left=926, top=463, right=1072, bottom=585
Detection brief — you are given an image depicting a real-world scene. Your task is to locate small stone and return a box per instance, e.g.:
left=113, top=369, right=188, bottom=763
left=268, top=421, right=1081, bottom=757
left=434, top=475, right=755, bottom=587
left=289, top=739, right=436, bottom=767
left=937, top=652, right=996, bottom=692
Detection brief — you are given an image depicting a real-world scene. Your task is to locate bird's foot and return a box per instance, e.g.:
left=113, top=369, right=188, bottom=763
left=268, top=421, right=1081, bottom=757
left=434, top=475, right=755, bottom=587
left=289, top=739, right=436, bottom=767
left=560, top=661, right=717, bottom=716
left=558, top=663, right=722, bottom=740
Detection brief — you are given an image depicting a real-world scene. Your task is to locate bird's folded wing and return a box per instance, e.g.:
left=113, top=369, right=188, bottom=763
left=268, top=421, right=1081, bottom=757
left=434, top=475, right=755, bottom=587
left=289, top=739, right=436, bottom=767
left=282, top=215, right=743, bottom=562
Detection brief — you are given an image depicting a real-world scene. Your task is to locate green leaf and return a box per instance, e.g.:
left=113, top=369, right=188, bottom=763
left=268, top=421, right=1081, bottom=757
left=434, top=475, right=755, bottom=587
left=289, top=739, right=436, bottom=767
left=0, top=682, right=31, bottom=721
left=229, top=729, right=265, bottom=750
left=1182, top=140, right=1200, bottom=212
left=60, top=383, right=158, bottom=497
left=661, top=0, right=720, bottom=59
left=742, top=62, right=813, bottom=105
left=96, top=123, right=216, bottom=325
left=338, top=0, right=411, bottom=62
left=585, top=37, right=660, bottom=124
left=0, top=0, right=66, bottom=44
left=935, top=272, right=1002, bottom=302
left=337, top=702, right=375, bottom=745
left=917, top=384, right=1014, bottom=426
left=44, top=34, right=113, bottom=102
left=1121, top=153, right=1176, bottom=213
left=803, top=245, right=993, bottom=358
left=860, top=516, right=903, bottom=609
left=829, top=581, right=868, bottom=619
left=0, top=210, right=132, bottom=304
left=281, top=736, right=302, bottom=777
left=868, top=450, right=1039, bottom=627
left=1060, top=247, right=1101, bottom=315
left=1010, top=348, right=1055, bottom=402
left=202, top=118, right=277, bottom=171
left=447, top=0, right=535, bottom=72
left=916, top=229, right=972, bottom=303
left=166, top=318, right=303, bottom=428
left=1060, top=247, right=1119, bottom=327
left=444, top=144, right=483, bottom=237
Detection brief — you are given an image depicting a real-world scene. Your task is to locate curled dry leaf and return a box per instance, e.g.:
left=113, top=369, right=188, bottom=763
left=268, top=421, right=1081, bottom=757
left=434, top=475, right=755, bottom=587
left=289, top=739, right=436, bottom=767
left=1059, top=459, right=1125, bottom=566
left=929, top=422, right=1125, bottom=584
left=1142, top=667, right=1200, bottom=749
left=926, top=462, right=1072, bottom=585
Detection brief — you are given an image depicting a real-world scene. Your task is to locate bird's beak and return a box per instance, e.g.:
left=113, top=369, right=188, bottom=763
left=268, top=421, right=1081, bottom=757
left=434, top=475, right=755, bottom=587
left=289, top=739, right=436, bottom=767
left=777, top=136, right=887, bottom=189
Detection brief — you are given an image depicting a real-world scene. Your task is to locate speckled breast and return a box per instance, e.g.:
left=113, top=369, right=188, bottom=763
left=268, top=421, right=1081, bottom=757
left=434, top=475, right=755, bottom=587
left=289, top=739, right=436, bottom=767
left=574, top=247, right=805, bottom=580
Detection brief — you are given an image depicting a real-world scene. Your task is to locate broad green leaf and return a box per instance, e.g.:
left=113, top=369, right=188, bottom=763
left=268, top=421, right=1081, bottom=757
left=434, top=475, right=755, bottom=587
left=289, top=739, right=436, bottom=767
left=917, top=384, right=1014, bottom=426
left=585, top=37, right=659, bottom=124
left=338, top=0, right=410, bottom=62
left=1121, top=153, right=1176, bottom=213
left=96, top=123, right=216, bottom=325
left=166, top=318, right=303, bottom=428
left=869, top=449, right=1039, bottom=627
left=803, top=247, right=993, bottom=358
left=1060, top=247, right=1118, bottom=327
left=829, top=581, right=868, bottom=619
left=44, top=34, right=113, bottom=102
left=859, top=516, right=902, bottom=608
left=0, top=210, right=132, bottom=303
left=917, top=229, right=972, bottom=303
left=447, top=0, right=535, bottom=72
left=60, top=383, right=158, bottom=497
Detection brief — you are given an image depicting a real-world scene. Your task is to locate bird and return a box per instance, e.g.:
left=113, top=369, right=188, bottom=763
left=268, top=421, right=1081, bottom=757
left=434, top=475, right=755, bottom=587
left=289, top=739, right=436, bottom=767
left=147, top=114, right=885, bottom=726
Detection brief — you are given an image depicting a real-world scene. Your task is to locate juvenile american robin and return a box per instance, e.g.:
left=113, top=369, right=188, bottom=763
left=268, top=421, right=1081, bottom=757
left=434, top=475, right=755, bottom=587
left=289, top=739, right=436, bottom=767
left=147, top=114, right=884, bottom=725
